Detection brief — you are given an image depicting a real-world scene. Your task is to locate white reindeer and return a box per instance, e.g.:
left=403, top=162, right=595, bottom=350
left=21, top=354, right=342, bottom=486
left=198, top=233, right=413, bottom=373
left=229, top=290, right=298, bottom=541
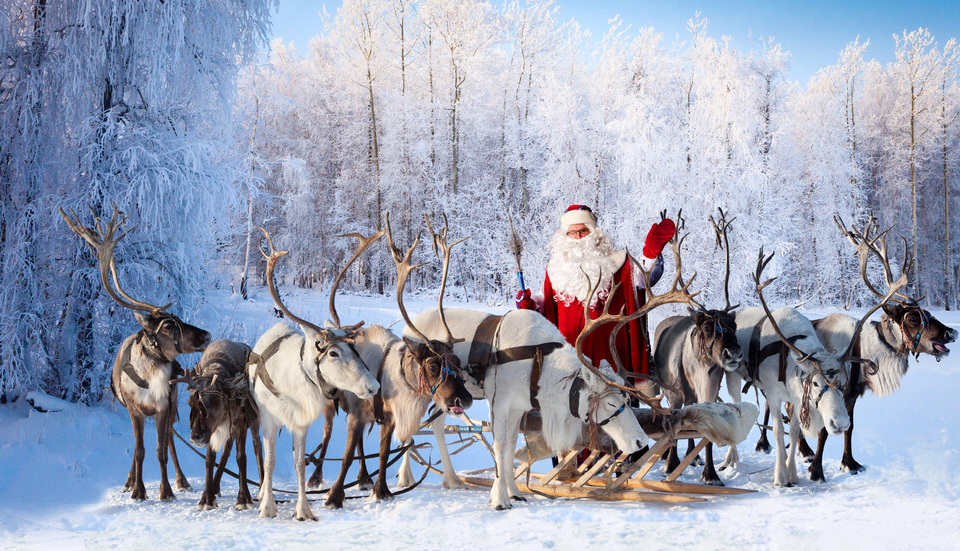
left=799, top=217, right=956, bottom=480
left=724, top=249, right=904, bottom=486
left=249, top=228, right=379, bottom=521
left=402, top=241, right=701, bottom=509
left=310, top=220, right=474, bottom=509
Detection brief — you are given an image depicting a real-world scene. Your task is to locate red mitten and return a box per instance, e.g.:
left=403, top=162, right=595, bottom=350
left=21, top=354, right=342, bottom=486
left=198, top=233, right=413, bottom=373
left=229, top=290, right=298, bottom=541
left=642, top=219, right=676, bottom=258
left=516, top=289, right=535, bottom=310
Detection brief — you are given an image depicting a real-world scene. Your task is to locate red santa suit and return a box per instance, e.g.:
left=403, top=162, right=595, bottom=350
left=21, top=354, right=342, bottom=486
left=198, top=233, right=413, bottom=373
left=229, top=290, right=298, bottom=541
left=541, top=251, right=661, bottom=383
left=517, top=205, right=672, bottom=386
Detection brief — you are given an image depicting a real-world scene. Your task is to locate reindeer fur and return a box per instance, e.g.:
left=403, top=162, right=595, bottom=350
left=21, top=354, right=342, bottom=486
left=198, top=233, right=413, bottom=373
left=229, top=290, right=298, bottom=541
left=249, top=322, right=379, bottom=521
left=725, top=307, right=851, bottom=486
left=404, top=308, right=647, bottom=510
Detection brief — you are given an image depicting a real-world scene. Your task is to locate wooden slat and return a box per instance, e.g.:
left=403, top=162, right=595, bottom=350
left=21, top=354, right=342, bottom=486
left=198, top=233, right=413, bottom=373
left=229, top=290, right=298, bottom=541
left=573, top=453, right=611, bottom=488
left=665, top=438, right=709, bottom=482
left=538, top=449, right=580, bottom=485
left=461, top=477, right=707, bottom=503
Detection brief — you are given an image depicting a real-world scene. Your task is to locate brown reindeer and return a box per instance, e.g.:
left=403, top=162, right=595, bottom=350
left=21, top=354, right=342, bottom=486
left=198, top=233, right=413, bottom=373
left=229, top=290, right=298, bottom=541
left=60, top=205, right=211, bottom=501
left=178, top=339, right=264, bottom=510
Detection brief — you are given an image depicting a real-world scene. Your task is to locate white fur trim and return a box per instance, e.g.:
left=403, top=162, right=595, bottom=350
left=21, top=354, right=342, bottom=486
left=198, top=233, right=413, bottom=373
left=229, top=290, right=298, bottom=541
left=560, top=209, right=597, bottom=228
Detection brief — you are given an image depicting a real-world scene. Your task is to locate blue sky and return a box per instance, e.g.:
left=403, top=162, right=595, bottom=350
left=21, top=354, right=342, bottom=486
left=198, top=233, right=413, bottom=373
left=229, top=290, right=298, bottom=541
left=270, top=1, right=960, bottom=84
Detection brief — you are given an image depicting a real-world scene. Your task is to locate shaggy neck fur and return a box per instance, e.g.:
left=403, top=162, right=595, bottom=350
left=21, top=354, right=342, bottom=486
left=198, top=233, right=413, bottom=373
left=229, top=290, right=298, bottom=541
left=536, top=349, right=595, bottom=453
left=356, top=325, right=430, bottom=443
left=862, top=318, right=912, bottom=398
left=122, top=335, right=174, bottom=411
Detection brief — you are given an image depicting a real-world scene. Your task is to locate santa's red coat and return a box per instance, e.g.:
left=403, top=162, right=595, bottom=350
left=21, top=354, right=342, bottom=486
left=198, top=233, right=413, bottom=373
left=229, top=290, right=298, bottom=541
left=540, top=259, right=651, bottom=380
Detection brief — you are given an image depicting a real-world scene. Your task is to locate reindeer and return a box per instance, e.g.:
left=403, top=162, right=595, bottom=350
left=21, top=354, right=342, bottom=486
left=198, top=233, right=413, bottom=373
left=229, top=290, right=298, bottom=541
left=405, top=234, right=702, bottom=509
left=653, top=208, right=743, bottom=485
left=177, top=339, right=264, bottom=510
left=725, top=248, right=905, bottom=486
left=250, top=228, right=379, bottom=521
left=304, top=219, right=473, bottom=509
left=60, top=206, right=211, bottom=501
left=794, top=217, right=957, bottom=481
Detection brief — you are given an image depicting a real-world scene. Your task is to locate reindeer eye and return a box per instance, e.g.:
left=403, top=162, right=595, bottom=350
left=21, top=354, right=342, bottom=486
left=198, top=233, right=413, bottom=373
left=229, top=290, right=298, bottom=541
left=329, top=349, right=340, bottom=358
left=813, top=381, right=820, bottom=388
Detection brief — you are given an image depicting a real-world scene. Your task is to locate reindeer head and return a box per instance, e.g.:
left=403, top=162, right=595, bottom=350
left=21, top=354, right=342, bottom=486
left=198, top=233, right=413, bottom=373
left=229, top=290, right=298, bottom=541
left=791, top=350, right=850, bottom=437
left=690, top=308, right=742, bottom=372
left=60, top=205, right=211, bottom=361
left=580, top=362, right=647, bottom=454
left=882, top=302, right=955, bottom=360
left=183, top=369, right=248, bottom=451
left=257, top=227, right=379, bottom=400
left=401, top=337, right=472, bottom=414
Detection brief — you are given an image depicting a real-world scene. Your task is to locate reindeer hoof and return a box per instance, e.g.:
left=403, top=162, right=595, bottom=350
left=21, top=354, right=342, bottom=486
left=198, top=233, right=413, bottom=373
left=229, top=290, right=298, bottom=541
left=511, top=495, right=527, bottom=502
left=235, top=502, right=254, bottom=511
left=175, top=478, right=192, bottom=492
left=307, top=474, right=323, bottom=490
left=755, top=441, right=772, bottom=454
left=494, top=503, right=512, bottom=511
left=130, top=488, right=147, bottom=501
left=358, top=478, right=374, bottom=491
left=442, top=477, right=468, bottom=490
left=197, top=500, right=218, bottom=511
left=700, top=476, right=724, bottom=487
left=841, top=461, right=865, bottom=474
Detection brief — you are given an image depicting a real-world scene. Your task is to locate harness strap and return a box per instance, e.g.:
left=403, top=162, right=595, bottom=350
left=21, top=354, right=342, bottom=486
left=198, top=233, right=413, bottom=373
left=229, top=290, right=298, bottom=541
left=372, top=343, right=396, bottom=425
left=742, top=314, right=804, bottom=392
left=248, top=334, right=292, bottom=397
left=568, top=376, right=584, bottom=420
left=466, top=314, right=504, bottom=386
left=122, top=363, right=150, bottom=390
left=529, top=349, right=543, bottom=409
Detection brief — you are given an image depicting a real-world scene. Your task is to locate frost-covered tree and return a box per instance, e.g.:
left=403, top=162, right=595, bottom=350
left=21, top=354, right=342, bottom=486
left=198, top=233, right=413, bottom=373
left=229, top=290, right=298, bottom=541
left=0, top=0, right=272, bottom=400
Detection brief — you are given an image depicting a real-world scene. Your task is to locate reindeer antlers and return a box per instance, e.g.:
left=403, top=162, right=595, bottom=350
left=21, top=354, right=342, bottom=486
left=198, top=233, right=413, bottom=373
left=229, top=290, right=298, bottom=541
left=59, top=204, right=172, bottom=315
left=384, top=213, right=443, bottom=355
left=256, top=226, right=333, bottom=340
left=834, top=215, right=914, bottom=304
left=424, top=213, right=467, bottom=346
left=329, top=229, right=385, bottom=330
left=709, top=207, right=740, bottom=313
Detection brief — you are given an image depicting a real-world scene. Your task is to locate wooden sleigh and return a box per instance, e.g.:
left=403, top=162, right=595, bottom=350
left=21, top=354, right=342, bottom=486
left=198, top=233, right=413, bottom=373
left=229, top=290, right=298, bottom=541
left=407, top=406, right=757, bottom=504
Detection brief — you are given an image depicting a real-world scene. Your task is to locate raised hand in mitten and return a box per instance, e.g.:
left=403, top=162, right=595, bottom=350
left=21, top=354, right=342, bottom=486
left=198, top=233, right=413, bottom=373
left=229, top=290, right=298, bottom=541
left=515, top=289, right=536, bottom=310
left=642, top=218, right=676, bottom=259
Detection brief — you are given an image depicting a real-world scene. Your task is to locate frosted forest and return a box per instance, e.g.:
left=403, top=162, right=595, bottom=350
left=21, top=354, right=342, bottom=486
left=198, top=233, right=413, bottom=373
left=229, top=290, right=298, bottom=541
left=2, top=0, right=959, bottom=404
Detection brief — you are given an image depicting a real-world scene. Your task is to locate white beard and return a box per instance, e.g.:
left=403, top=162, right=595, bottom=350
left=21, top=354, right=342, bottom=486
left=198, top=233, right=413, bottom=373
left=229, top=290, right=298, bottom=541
left=546, top=225, right=624, bottom=306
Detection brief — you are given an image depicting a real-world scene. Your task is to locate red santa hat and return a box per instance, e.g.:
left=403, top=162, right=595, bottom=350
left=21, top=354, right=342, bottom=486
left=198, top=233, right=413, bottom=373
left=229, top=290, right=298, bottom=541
left=560, top=204, right=597, bottom=229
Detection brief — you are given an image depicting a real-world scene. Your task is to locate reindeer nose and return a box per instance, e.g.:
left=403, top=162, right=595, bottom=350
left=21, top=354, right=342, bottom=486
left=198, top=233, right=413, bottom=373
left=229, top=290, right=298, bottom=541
left=947, top=328, right=958, bottom=344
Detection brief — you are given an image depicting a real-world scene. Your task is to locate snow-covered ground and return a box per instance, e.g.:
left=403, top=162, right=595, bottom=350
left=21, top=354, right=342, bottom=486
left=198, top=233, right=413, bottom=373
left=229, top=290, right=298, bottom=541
left=1, top=290, right=958, bottom=549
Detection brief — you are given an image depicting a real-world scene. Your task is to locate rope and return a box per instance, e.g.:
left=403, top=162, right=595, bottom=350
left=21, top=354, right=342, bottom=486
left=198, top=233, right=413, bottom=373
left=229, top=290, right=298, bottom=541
left=172, top=428, right=427, bottom=498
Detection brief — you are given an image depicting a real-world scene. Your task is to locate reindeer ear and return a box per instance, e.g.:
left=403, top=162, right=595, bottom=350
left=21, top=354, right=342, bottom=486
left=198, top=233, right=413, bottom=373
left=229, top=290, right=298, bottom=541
left=134, top=311, right=160, bottom=331
left=402, top=336, right=429, bottom=361
left=691, top=310, right=706, bottom=325
left=881, top=302, right=903, bottom=319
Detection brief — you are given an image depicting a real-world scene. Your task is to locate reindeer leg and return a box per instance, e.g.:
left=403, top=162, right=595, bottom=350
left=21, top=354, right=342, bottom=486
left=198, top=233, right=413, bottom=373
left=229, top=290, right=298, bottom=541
left=786, top=411, right=800, bottom=486
left=308, top=401, right=336, bottom=489
left=130, top=413, right=147, bottom=500
left=156, top=411, right=175, bottom=501
left=292, top=429, right=316, bottom=521
left=198, top=447, right=218, bottom=511
left=664, top=443, right=681, bottom=474
left=235, top=427, right=254, bottom=510
left=213, top=438, right=234, bottom=496
left=258, top=429, right=278, bottom=518
left=700, top=442, right=724, bottom=486
left=431, top=414, right=466, bottom=489
left=755, top=404, right=772, bottom=454
left=686, top=437, right=704, bottom=467
left=840, top=395, right=864, bottom=474
left=168, top=433, right=192, bottom=492
left=251, top=422, right=264, bottom=490
left=796, top=435, right=815, bottom=463
left=808, top=428, right=828, bottom=483
left=355, top=432, right=374, bottom=491
left=490, top=408, right=522, bottom=510
left=505, top=418, right=526, bottom=502
left=397, top=441, right=416, bottom=488
left=324, top=414, right=362, bottom=510
left=771, top=400, right=790, bottom=486
left=371, top=417, right=395, bottom=502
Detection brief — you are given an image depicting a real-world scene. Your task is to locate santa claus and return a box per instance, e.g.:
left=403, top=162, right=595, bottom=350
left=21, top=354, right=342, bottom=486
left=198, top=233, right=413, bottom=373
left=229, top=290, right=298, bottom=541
left=516, top=205, right=676, bottom=393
